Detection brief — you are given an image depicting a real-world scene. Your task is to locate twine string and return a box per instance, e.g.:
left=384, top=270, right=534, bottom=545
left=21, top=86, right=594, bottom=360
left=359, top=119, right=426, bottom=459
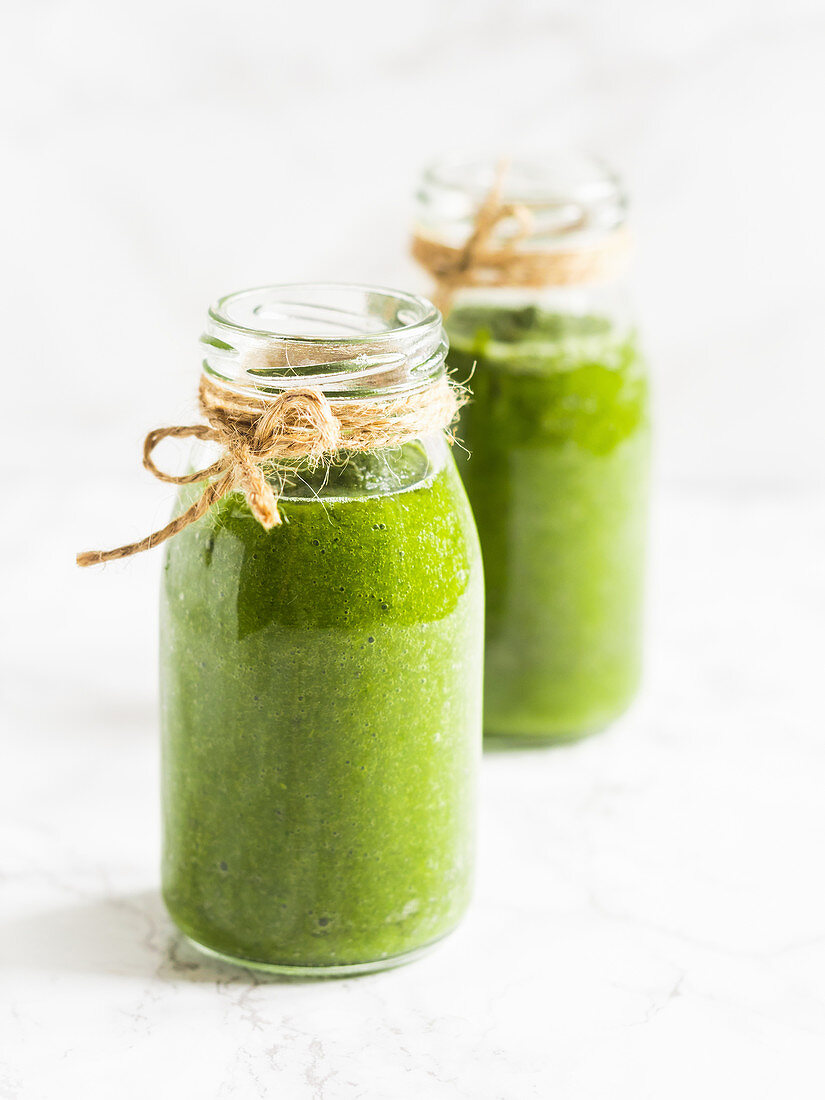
left=77, top=374, right=460, bottom=567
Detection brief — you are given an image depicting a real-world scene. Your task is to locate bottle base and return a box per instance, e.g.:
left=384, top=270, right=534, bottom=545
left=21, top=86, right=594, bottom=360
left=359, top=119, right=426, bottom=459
left=484, top=726, right=606, bottom=749
left=181, top=932, right=448, bottom=979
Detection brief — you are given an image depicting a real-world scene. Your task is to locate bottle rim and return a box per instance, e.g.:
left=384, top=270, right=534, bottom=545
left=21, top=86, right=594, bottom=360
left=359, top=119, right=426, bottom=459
left=415, top=152, right=628, bottom=251
left=201, top=283, right=447, bottom=398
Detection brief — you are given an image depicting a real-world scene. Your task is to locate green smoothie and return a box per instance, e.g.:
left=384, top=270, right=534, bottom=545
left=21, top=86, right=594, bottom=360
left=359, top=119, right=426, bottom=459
left=160, top=440, right=483, bottom=972
left=447, top=304, right=649, bottom=742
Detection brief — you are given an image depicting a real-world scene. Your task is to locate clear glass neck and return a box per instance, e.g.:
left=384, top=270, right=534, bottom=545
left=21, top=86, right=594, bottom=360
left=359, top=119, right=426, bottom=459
left=415, top=152, right=628, bottom=252
left=201, top=284, right=446, bottom=399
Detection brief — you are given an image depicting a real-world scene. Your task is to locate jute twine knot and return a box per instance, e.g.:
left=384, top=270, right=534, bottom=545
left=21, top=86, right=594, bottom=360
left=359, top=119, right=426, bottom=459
left=412, top=160, right=631, bottom=315
left=77, top=372, right=461, bottom=567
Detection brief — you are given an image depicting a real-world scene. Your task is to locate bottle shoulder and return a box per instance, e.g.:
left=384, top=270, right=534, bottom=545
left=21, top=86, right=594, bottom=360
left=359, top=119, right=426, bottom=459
left=162, top=441, right=481, bottom=633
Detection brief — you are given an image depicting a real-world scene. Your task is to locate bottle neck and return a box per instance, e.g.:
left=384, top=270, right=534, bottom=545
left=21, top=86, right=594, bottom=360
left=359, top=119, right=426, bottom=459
left=413, top=154, right=631, bottom=312
left=445, top=279, right=634, bottom=329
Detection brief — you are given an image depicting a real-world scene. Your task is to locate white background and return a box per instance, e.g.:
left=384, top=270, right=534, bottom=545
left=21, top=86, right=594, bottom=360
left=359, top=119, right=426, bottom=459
left=3, top=1, right=825, bottom=1097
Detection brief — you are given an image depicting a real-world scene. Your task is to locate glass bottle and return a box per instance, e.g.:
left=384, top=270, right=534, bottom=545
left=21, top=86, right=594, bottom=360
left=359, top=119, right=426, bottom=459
left=414, top=155, right=650, bottom=744
left=160, top=284, right=483, bottom=974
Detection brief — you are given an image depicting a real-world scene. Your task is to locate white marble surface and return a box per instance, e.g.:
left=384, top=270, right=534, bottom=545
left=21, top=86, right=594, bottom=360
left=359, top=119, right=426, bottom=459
left=4, top=0, right=825, bottom=1096
left=4, top=490, right=825, bottom=1098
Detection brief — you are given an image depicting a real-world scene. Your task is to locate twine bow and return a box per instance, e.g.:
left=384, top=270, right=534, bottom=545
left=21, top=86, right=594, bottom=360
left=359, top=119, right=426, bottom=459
left=77, top=373, right=461, bottom=567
